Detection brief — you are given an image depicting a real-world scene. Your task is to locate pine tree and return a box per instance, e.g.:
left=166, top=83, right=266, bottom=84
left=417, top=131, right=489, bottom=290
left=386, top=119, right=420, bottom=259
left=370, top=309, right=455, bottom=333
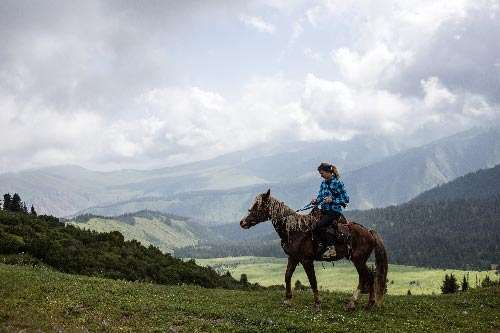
left=294, top=280, right=306, bottom=291
left=10, top=193, right=22, bottom=212
left=461, top=274, right=469, bottom=292
left=31, top=205, right=37, bottom=217
left=441, top=273, right=459, bottom=294
left=3, top=193, right=12, bottom=211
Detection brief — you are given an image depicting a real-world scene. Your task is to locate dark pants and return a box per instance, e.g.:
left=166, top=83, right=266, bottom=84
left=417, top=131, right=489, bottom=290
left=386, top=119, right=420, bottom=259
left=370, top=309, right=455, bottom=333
left=317, top=210, right=341, bottom=247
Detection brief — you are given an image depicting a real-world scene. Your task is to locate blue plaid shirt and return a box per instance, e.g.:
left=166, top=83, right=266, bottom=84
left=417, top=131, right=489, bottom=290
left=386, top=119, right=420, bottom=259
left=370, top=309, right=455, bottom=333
left=316, top=178, right=349, bottom=213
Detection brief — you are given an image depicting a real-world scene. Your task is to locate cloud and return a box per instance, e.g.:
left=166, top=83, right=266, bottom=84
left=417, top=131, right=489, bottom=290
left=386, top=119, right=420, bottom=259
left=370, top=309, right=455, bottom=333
left=332, top=45, right=413, bottom=87
left=0, top=91, right=104, bottom=170
left=421, top=76, right=457, bottom=109
left=239, top=14, right=276, bottom=33
left=0, top=0, right=499, bottom=173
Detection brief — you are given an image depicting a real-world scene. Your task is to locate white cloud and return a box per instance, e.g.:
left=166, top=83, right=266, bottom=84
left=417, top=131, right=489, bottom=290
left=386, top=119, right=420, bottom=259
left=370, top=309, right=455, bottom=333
left=299, top=73, right=411, bottom=139
left=421, top=76, right=457, bottom=109
left=0, top=0, right=499, bottom=173
left=332, top=45, right=412, bottom=87
left=239, top=14, right=276, bottom=33
left=0, top=91, right=104, bottom=170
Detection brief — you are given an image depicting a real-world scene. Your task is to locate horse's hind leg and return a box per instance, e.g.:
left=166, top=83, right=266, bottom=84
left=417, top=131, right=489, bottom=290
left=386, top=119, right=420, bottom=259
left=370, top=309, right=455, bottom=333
left=302, top=258, right=322, bottom=313
left=284, top=257, right=298, bottom=308
left=348, top=259, right=374, bottom=312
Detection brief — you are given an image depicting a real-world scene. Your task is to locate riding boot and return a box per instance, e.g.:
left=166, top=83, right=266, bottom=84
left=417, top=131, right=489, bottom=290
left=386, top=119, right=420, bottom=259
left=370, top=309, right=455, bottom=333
left=322, top=245, right=336, bottom=258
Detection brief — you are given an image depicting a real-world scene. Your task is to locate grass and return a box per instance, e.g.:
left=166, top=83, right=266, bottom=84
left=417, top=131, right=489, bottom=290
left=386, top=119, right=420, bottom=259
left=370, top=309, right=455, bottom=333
left=196, top=257, right=498, bottom=295
left=1, top=263, right=499, bottom=332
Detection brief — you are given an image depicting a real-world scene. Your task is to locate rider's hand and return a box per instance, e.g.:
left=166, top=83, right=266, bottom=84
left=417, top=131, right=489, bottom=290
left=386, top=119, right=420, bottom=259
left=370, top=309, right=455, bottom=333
left=325, top=197, right=332, bottom=204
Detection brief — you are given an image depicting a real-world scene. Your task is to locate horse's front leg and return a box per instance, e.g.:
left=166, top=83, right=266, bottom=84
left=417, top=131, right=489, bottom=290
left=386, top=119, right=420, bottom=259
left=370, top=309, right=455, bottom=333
left=284, top=256, right=298, bottom=308
left=302, top=258, right=322, bottom=313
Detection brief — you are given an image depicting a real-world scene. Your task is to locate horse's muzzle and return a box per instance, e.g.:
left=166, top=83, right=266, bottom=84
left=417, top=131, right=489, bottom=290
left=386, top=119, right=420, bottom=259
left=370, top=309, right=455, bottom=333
left=240, top=220, right=250, bottom=229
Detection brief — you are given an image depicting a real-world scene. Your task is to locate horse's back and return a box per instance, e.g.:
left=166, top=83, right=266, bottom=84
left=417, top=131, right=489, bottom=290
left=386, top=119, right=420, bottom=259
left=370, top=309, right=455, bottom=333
left=348, top=222, right=377, bottom=258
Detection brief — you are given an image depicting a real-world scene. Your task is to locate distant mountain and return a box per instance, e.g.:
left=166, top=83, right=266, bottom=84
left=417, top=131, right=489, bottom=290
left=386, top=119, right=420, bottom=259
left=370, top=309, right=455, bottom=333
left=0, top=134, right=407, bottom=219
left=342, top=128, right=500, bottom=209
left=66, top=210, right=223, bottom=254
left=70, top=128, right=500, bottom=224
left=410, top=164, right=500, bottom=204
left=2, top=127, right=500, bottom=224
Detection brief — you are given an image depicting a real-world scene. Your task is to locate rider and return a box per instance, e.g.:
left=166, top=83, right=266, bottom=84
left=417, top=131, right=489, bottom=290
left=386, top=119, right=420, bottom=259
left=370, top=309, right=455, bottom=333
left=311, top=162, right=349, bottom=258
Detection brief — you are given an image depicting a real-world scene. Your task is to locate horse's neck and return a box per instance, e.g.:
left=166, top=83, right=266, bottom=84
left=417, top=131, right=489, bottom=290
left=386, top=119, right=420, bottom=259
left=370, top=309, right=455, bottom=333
left=268, top=197, right=294, bottom=221
left=268, top=197, right=310, bottom=240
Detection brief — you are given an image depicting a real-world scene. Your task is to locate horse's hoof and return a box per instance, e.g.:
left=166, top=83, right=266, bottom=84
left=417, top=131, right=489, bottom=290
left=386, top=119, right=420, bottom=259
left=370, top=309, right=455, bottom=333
left=312, top=304, right=321, bottom=314
left=283, top=300, right=292, bottom=308
left=347, top=305, right=355, bottom=313
left=364, top=301, right=375, bottom=311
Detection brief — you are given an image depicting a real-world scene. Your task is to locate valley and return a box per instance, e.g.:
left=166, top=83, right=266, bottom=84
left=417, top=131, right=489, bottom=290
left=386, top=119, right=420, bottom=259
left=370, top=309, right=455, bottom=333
left=196, top=257, right=498, bottom=295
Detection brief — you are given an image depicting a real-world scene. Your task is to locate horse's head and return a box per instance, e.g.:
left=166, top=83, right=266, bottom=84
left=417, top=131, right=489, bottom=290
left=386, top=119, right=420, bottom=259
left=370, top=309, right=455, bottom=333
left=240, top=189, right=272, bottom=229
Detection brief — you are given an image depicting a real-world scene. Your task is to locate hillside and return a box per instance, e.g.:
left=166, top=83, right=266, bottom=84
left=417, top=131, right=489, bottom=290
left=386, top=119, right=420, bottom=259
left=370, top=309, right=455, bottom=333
left=346, top=197, right=500, bottom=270
left=66, top=210, right=223, bottom=253
left=0, top=210, right=246, bottom=289
left=341, top=127, right=500, bottom=209
left=410, top=164, right=500, bottom=204
left=1, top=263, right=499, bottom=332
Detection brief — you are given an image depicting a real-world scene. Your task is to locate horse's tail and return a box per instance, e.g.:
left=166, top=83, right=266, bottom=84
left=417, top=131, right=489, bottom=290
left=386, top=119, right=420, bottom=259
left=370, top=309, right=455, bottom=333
left=370, top=229, right=388, bottom=304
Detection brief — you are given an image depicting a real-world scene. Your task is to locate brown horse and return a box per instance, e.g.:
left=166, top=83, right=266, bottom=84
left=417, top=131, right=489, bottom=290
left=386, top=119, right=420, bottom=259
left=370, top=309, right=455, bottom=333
left=240, top=189, right=388, bottom=313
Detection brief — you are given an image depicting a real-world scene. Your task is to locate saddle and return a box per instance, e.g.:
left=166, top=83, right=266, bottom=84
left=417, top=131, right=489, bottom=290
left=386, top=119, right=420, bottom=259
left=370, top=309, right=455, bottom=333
left=313, top=212, right=353, bottom=259
left=313, top=211, right=351, bottom=242
left=326, top=214, right=351, bottom=244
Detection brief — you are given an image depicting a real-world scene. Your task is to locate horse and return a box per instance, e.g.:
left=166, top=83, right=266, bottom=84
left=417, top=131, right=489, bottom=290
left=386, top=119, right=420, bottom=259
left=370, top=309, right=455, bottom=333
left=240, top=189, right=388, bottom=313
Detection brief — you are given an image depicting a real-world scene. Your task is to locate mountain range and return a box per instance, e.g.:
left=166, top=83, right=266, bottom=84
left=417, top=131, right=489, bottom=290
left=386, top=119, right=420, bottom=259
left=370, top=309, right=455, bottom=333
left=1, top=127, right=500, bottom=225
left=57, top=146, right=500, bottom=268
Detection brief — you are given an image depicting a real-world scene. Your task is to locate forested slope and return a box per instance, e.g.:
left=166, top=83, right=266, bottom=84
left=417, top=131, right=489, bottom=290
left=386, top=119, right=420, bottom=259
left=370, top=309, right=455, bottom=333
left=0, top=210, right=256, bottom=290
left=347, top=197, right=500, bottom=269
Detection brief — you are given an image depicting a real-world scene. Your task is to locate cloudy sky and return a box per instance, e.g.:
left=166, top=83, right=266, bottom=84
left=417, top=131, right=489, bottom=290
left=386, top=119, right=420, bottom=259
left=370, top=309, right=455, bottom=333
left=1, top=0, right=499, bottom=173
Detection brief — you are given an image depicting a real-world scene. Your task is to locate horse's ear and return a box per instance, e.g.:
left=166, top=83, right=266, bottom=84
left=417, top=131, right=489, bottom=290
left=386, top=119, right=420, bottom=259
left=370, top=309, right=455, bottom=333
left=264, top=189, right=271, bottom=198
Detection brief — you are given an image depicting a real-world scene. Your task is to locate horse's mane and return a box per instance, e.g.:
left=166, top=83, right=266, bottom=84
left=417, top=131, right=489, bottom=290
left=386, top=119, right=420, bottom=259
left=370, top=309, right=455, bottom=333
left=268, top=195, right=314, bottom=234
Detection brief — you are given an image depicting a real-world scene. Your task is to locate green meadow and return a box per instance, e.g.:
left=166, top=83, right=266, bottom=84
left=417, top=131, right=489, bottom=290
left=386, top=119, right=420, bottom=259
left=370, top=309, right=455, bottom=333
left=197, top=257, right=497, bottom=295
left=1, top=263, right=499, bottom=332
